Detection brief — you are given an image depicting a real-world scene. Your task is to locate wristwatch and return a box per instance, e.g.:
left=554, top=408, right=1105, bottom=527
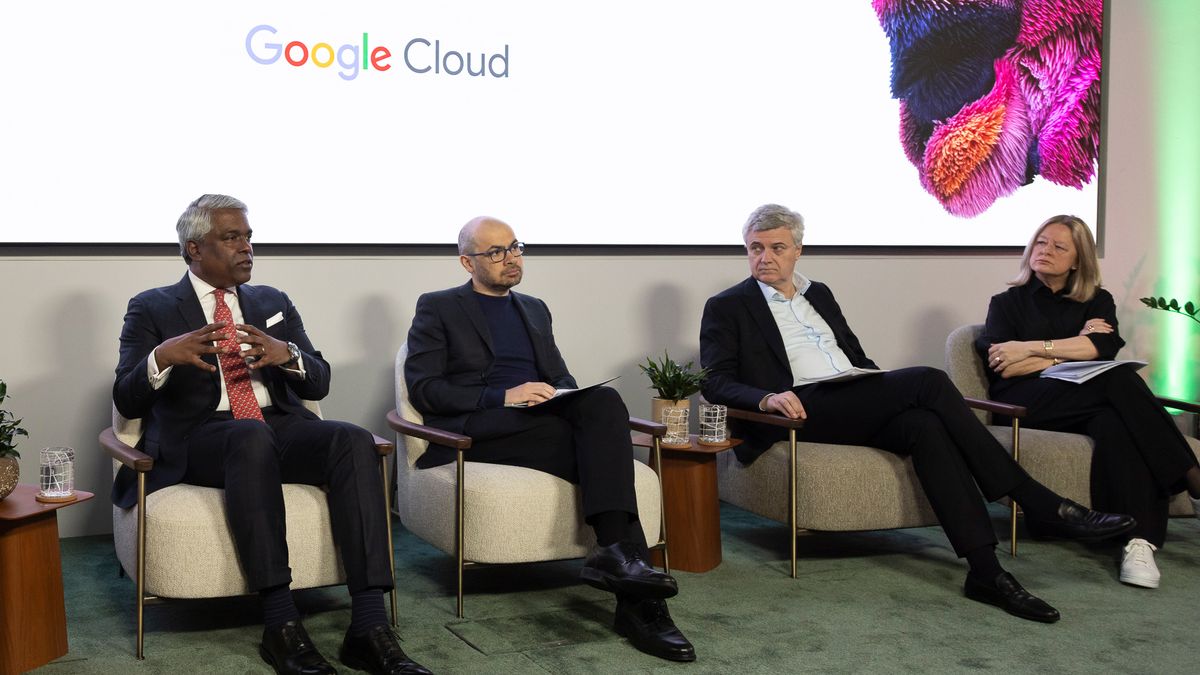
left=284, top=341, right=302, bottom=367
left=1043, top=339, right=1054, bottom=353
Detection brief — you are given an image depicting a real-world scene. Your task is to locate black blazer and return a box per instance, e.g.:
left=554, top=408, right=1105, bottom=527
left=404, top=281, right=576, bottom=434
left=699, top=276, right=877, bottom=463
left=111, top=274, right=328, bottom=508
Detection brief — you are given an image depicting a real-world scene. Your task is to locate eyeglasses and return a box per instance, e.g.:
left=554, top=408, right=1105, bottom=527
left=465, top=241, right=525, bottom=264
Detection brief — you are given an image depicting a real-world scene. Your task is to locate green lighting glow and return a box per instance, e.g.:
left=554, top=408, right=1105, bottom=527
left=1151, top=0, right=1200, bottom=401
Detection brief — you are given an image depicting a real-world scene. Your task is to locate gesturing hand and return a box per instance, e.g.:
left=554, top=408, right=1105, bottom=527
left=153, top=322, right=231, bottom=373
left=236, top=324, right=292, bottom=370
left=764, top=391, right=807, bottom=420
left=505, top=382, right=556, bottom=406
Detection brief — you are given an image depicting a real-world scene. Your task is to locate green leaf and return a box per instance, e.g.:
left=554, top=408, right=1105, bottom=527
left=1186, top=301, right=1197, bottom=316
left=1139, top=297, right=1154, bottom=308
left=1169, top=298, right=1181, bottom=311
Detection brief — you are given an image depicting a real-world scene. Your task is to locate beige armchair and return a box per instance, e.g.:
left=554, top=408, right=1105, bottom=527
left=100, top=401, right=397, bottom=660
left=944, top=323, right=1200, bottom=552
left=389, top=343, right=667, bottom=618
left=716, top=407, right=939, bottom=578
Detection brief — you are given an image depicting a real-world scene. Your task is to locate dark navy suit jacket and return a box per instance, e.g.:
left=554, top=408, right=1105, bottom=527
left=699, top=276, right=877, bottom=464
left=404, top=281, right=576, bottom=435
left=111, top=274, right=328, bottom=508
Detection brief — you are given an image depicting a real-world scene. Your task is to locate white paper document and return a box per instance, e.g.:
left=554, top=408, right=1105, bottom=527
left=1040, top=360, right=1147, bottom=384
left=505, top=376, right=621, bottom=407
left=797, top=368, right=887, bottom=385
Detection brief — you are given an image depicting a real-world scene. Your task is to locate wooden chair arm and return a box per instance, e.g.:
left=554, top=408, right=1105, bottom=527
left=386, top=409, right=472, bottom=449
left=963, top=397, right=1028, bottom=418
left=1157, top=396, right=1200, bottom=415
left=371, top=434, right=395, bottom=457
left=99, top=427, right=154, bottom=473
left=725, top=406, right=805, bottom=429
left=628, top=417, right=667, bottom=437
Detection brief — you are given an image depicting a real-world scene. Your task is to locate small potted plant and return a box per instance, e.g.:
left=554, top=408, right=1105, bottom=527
left=0, top=380, right=29, bottom=500
left=639, top=351, right=709, bottom=425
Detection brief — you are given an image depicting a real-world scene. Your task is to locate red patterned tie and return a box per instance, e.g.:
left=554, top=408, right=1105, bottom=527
left=212, top=289, right=264, bottom=421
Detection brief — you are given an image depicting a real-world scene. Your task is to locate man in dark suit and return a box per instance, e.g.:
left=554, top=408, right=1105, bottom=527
left=699, top=203, right=1137, bottom=623
left=112, top=194, right=430, bottom=675
left=404, top=216, right=695, bottom=662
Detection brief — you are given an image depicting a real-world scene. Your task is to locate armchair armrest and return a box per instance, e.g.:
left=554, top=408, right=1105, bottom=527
left=371, top=434, right=395, bottom=457
left=1157, top=396, right=1200, bottom=415
left=963, top=397, right=1028, bottom=418
left=628, top=417, right=667, bottom=437
left=725, top=406, right=805, bottom=429
left=99, top=427, right=154, bottom=473
left=385, top=409, right=472, bottom=449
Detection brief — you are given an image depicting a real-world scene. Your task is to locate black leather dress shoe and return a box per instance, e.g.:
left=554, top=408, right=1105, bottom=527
left=964, top=572, right=1060, bottom=623
left=580, top=542, right=678, bottom=599
left=259, top=620, right=337, bottom=675
left=339, top=624, right=432, bottom=675
left=614, top=598, right=696, bottom=662
left=1025, top=500, right=1137, bottom=541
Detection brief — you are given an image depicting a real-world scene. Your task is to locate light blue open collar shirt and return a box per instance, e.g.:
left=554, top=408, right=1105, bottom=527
left=756, top=273, right=855, bottom=386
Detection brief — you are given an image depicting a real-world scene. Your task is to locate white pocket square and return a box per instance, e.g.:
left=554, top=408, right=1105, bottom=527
left=265, top=312, right=284, bottom=328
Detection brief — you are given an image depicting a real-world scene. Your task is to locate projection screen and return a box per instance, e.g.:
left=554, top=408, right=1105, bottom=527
left=1, top=1, right=1103, bottom=246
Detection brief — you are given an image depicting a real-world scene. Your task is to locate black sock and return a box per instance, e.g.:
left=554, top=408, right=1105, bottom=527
left=1008, top=477, right=1062, bottom=521
left=349, top=589, right=388, bottom=637
left=260, top=584, right=300, bottom=629
left=965, top=545, right=1004, bottom=583
left=589, top=510, right=631, bottom=546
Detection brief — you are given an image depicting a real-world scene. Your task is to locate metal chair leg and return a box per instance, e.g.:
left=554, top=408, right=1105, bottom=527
left=380, top=456, right=399, bottom=627
left=1010, top=418, right=1021, bottom=558
left=653, top=436, right=670, bottom=573
left=789, top=429, right=797, bottom=579
left=456, top=449, right=465, bottom=619
left=136, top=473, right=146, bottom=660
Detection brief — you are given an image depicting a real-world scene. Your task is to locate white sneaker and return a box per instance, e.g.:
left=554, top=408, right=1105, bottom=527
left=1120, top=538, right=1160, bottom=589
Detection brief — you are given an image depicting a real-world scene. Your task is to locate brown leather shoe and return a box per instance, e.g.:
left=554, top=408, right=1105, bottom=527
left=339, top=624, right=431, bottom=674
left=259, top=620, right=336, bottom=675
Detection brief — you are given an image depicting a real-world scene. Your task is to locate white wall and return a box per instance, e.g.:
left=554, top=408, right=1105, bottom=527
left=0, top=2, right=1182, bottom=537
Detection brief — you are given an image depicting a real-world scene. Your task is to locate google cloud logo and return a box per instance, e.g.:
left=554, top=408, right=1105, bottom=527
left=245, top=25, right=510, bottom=82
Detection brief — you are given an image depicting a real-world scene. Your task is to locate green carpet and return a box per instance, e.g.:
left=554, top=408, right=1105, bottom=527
left=37, top=504, right=1200, bottom=674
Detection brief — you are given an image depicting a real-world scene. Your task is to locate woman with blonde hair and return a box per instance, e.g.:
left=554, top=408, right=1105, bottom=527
left=978, top=215, right=1200, bottom=588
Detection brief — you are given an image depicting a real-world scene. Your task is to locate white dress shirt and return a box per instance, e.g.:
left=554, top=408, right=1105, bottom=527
left=146, top=270, right=303, bottom=410
left=757, top=273, right=855, bottom=386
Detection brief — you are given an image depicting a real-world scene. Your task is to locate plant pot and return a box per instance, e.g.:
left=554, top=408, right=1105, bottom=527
left=0, top=456, right=18, bottom=500
left=651, top=398, right=692, bottom=448
left=650, top=398, right=689, bottom=426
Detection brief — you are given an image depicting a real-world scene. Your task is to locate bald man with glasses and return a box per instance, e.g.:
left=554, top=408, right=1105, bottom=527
left=403, top=216, right=695, bottom=663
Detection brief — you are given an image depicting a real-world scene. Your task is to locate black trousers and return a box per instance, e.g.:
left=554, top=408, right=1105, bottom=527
left=785, top=367, right=1032, bottom=557
left=994, top=365, right=1198, bottom=547
left=419, top=386, right=643, bottom=544
left=183, top=408, right=394, bottom=594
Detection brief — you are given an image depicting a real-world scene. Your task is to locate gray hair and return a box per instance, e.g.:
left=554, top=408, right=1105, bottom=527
left=177, top=194, right=248, bottom=263
left=742, top=203, right=805, bottom=247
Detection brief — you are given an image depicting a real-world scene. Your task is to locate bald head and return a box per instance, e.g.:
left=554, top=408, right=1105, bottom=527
left=458, top=215, right=525, bottom=296
left=458, top=216, right=512, bottom=255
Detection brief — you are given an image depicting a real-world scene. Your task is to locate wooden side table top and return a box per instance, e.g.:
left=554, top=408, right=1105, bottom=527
left=630, top=433, right=741, bottom=455
left=0, top=485, right=94, bottom=521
